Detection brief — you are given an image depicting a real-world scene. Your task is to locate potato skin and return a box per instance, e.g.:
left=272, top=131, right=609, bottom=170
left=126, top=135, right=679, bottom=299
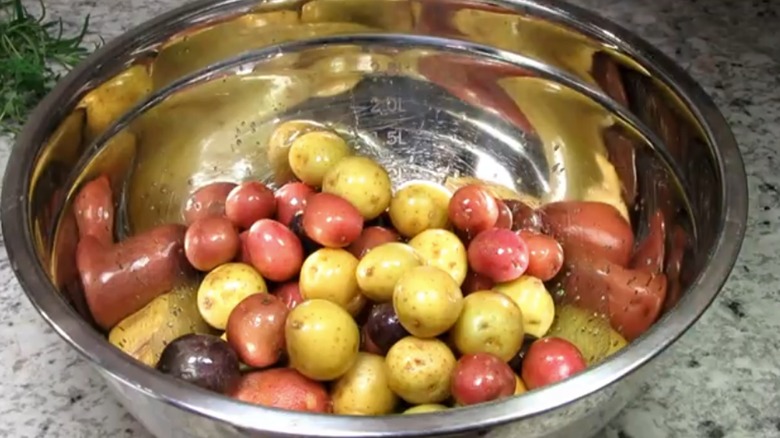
left=389, top=182, right=451, bottom=238
left=356, top=242, right=422, bottom=302
left=450, top=291, right=524, bottom=361
left=73, top=175, right=115, bottom=246
left=385, top=337, right=457, bottom=405
left=540, top=201, right=634, bottom=267
left=285, top=299, right=360, bottom=381
left=288, top=131, right=350, bottom=187
left=493, top=275, right=555, bottom=339
left=232, top=368, right=331, bottom=413
left=322, top=156, right=392, bottom=220
left=196, top=263, right=268, bottom=330
left=183, top=182, right=236, bottom=225
left=331, top=353, right=398, bottom=415
left=226, top=293, right=289, bottom=368
left=409, top=229, right=468, bottom=286
left=77, top=224, right=191, bottom=330
left=393, top=266, right=463, bottom=338
left=299, top=248, right=360, bottom=309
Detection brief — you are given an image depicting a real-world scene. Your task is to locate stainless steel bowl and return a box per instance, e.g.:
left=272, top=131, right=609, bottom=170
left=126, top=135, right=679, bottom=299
left=1, top=0, right=747, bottom=437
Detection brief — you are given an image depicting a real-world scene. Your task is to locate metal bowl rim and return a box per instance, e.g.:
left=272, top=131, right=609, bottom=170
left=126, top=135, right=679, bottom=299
left=1, top=0, right=748, bottom=436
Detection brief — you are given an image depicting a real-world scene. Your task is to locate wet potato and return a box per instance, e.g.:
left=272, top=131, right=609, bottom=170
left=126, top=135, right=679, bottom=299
left=356, top=242, right=423, bottom=302
left=299, top=248, right=361, bottom=309
left=493, top=275, right=555, bottom=339
left=389, top=181, right=452, bottom=238
left=285, top=299, right=360, bottom=381
left=409, top=229, right=468, bottom=285
left=450, top=291, right=525, bottom=361
left=196, top=263, right=268, bottom=330
left=322, top=156, right=393, bottom=220
left=288, top=130, right=351, bottom=187
left=385, top=337, right=457, bottom=405
left=331, top=352, right=399, bottom=415
left=393, top=266, right=464, bottom=338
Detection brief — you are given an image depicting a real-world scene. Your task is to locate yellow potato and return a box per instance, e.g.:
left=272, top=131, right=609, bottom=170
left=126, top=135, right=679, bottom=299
left=109, top=284, right=212, bottom=367
left=300, top=248, right=360, bottom=309
left=403, top=404, right=448, bottom=414
left=197, top=263, right=267, bottom=330
left=385, top=337, right=456, bottom=404
left=393, top=266, right=463, bottom=338
left=288, top=130, right=351, bottom=186
left=450, top=291, right=524, bottom=361
left=408, top=229, right=468, bottom=285
left=332, top=353, right=399, bottom=415
left=322, top=156, right=392, bottom=220
left=546, top=304, right=611, bottom=365
left=389, top=181, right=451, bottom=238
left=356, top=242, right=422, bottom=302
left=267, top=120, right=325, bottom=183
left=286, top=299, right=360, bottom=381
left=493, top=275, right=555, bottom=338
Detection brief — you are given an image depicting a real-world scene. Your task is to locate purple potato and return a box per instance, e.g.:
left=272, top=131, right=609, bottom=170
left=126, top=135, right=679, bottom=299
left=157, top=334, right=241, bottom=394
left=365, top=303, right=409, bottom=354
left=508, top=335, right=537, bottom=375
left=289, top=213, right=322, bottom=255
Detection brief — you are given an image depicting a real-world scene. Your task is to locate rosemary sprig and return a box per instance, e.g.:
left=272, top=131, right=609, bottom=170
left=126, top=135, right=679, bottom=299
left=0, top=0, right=96, bottom=134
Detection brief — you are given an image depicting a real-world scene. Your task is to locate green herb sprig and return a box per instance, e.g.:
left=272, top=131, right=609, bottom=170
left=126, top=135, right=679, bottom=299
left=1, top=0, right=96, bottom=134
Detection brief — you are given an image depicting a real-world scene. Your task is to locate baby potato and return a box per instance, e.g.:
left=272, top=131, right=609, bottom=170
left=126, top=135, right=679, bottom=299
left=322, top=156, right=392, bottom=220
left=299, top=248, right=360, bottom=309
left=286, top=299, right=360, bottom=381
left=546, top=304, right=611, bottom=365
left=109, top=283, right=212, bottom=367
left=197, top=263, right=268, bottom=330
left=268, top=121, right=324, bottom=174
left=450, top=291, right=524, bottom=361
left=409, top=229, right=468, bottom=285
left=356, top=243, right=423, bottom=302
left=393, top=266, right=464, bottom=338
left=389, top=181, right=451, bottom=238
left=288, top=130, right=351, bottom=186
left=403, top=404, right=448, bottom=414
left=493, top=275, right=555, bottom=338
left=385, top=337, right=456, bottom=404
left=331, top=352, right=399, bottom=415
left=514, top=374, right=527, bottom=395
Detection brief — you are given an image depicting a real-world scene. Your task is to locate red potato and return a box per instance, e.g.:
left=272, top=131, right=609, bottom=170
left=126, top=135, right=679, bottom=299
left=225, top=181, right=276, bottom=229
left=182, top=182, right=237, bottom=225
left=448, top=185, right=499, bottom=236
left=275, top=182, right=316, bottom=226
left=346, top=226, right=401, bottom=259
left=494, top=199, right=513, bottom=230
left=461, top=270, right=494, bottom=296
left=521, top=337, right=586, bottom=390
left=73, top=175, right=115, bottom=246
left=540, top=201, right=634, bottom=267
left=76, top=224, right=190, bottom=330
left=227, top=294, right=289, bottom=368
left=562, top=251, right=667, bottom=341
left=246, top=219, right=304, bottom=282
left=467, top=228, right=529, bottom=283
left=502, top=200, right=542, bottom=232
left=272, top=281, right=304, bottom=310
left=184, top=217, right=240, bottom=271
left=630, top=209, right=666, bottom=274
left=231, top=368, right=331, bottom=413
left=451, top=353, right=516, bottom=406
left=302, top=193, right=363, bottom=248
left=518, top=230, right=564, bottom=281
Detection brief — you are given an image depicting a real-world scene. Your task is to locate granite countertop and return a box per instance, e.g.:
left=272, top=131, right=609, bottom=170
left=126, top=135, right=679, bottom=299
left=0, top=0, right=778, bottom=437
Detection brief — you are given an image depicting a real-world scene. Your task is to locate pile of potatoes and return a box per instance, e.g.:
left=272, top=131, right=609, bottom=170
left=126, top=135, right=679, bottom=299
left=71, top=119, right=667, bottom=415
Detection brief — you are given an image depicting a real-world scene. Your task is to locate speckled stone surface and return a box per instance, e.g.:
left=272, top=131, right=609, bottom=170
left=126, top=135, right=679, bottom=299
left=0, top=0, right=778, bottom=437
